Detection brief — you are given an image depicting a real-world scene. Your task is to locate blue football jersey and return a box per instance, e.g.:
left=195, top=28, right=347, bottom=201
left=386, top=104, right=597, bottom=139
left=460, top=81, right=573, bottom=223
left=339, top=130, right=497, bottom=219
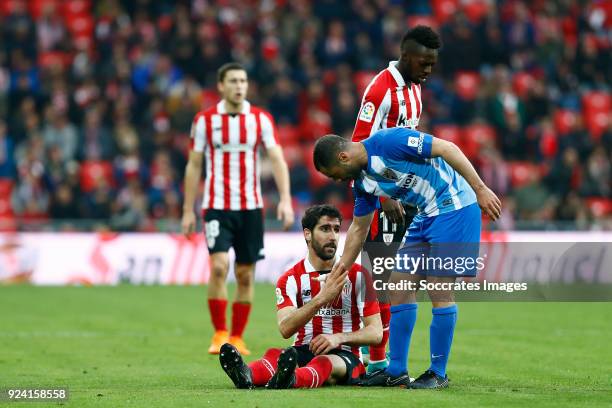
left=353, top=128, right=477, bottom=217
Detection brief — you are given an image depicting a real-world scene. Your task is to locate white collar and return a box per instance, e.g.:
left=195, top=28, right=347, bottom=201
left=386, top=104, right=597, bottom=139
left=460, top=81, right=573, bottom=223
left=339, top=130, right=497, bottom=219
left=387, top=60, right=406, bottom=87
left=216, top=100, right=251, bottom=114
left=304, top=253, right=340, bottom=273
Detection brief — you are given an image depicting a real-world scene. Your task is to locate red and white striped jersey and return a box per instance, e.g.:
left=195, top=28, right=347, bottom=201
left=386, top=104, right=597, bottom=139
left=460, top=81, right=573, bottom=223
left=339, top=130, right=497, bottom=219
left=352, top=61, right=423, bottom=142
left=275, top=257, right=379, bottom=356
left=190, top=100, right=279, bottom=210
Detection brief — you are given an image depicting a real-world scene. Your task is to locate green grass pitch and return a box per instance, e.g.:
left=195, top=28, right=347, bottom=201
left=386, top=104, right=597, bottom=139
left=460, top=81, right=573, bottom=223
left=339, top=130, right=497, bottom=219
left=1, top=284, right=610, bottom=407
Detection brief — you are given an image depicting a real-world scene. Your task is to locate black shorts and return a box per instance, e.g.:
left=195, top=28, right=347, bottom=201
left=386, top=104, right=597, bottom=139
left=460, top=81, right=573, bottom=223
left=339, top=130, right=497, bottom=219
left=366, top=205, right=417, bottom=244
left=294, top=345, right=365, bottom=385
left=203, top=209, right=264, bottom=264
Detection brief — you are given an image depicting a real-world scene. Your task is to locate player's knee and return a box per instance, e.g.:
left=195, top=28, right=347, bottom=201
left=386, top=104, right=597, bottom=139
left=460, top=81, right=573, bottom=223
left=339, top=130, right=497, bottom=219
left=210, top=259, right=229, bottom=281
left=234, top=264, right=254, bottom=287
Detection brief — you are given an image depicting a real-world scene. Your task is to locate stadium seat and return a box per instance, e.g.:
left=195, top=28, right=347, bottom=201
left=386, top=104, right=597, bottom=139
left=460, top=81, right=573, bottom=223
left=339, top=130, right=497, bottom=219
left=433, top=124, right=462, bottom=148
left=353, top=71, right=377, bottom=97
left=508, top=161, right=540, bottom=188
left=406, top=15, right=439, bottom=31
left=512, top=72, right=534, bottom=98
left=455, top=71, right=480, bottom=100
left=582, top=91, right=611, bottom=115
left=29, top=0, right=58, bottom=19
left=80, top=161, right=114, bottom=193
left=553, top=109, right=577, bottom=135
left=61, top=0, right=90, bottom=17
left=584, top=110, right=610, bottom=140
left=462, top=124, right=496, bottom=159
left=200, top=89, right=218, bottom=110
left=277, top=125, right=300, bottom=145
left=432, top=0, right=458, bottom=25
left=38, top=51, right=71, bottom=70
left=585, top=197, right=612, bottom=217
left=462, top=0, right=490, bottom=23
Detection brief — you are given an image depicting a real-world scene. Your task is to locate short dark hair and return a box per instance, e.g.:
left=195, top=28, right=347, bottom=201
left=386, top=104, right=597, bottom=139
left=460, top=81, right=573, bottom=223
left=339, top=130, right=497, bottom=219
left=217, top=62, right=247, bottom=83
left=401, top=25, right=442, bottom=52
left=313, top=134, right=348, bottom=171
left=301, top=204, right=342, bottom=231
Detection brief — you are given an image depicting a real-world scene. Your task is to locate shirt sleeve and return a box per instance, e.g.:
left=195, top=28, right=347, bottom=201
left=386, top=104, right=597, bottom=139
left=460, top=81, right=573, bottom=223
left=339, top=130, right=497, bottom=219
left=351, top=84, right=390, bottom=142
left=353, top=183, right=378, bottom=217
left=190, top=113, right=206, bottom=152
left=384, top=129, right=433, bottom=160
left=259, top=111, right=280, bottom=149
left=353, top=266, right=380, bottom=317
left=276, top=272, right=297, bottom=310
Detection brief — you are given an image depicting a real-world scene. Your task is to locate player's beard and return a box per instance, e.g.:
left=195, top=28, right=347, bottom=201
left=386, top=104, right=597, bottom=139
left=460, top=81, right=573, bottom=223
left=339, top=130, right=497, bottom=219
left=311, top=239, right=337, bottom=261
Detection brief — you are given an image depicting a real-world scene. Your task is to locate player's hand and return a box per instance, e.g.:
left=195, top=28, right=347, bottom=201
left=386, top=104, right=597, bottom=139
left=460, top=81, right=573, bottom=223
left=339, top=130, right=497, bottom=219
left=181, top=211, right=197, bottom=237
left=381, top=199, right=405, bottom=225
left=310, top=333, right=342, bottom=355
left=475, top=185, right=502, bottom=221
left=277, top=199, right=295, bottom=230
left=317, top=262, right=348, bottom=305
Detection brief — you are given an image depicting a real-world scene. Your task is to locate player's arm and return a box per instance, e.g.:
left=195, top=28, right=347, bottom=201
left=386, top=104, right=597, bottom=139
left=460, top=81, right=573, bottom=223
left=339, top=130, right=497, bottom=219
left=277, top=262, right=348, bottom=339
left=267, top=145, right=295, bottom=230
left=430, top=137, right=502, bottom=220
left=338, top=211, right=375, bottom=269
left=310, top=314, right=382, bottom=355
left=181, top=117, right=206, bottom=236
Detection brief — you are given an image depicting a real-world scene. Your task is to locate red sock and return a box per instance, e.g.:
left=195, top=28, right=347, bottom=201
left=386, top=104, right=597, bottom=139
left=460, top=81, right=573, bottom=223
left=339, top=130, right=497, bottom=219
left=231, top=302, right=251, bottom=337
left=208, top=298, right=227, bottom=332
left=294, top=356, right=333, bottom=388
left=370, top=302, right=391, bottom=362
left=248, top=348, right=282, bottom=386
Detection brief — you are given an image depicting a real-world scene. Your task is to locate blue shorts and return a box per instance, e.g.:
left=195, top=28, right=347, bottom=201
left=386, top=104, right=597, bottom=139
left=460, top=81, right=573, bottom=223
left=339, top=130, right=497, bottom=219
left=397, top=203, right=481, bottom=277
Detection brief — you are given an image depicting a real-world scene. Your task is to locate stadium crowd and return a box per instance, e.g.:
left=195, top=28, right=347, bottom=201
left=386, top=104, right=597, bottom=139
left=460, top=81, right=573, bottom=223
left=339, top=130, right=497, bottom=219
left=0, top=0, right=610, bottom=231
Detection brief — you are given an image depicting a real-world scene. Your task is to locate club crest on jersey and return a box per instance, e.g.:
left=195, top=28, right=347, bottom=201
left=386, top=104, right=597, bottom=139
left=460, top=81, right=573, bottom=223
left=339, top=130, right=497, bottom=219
left=343, top=281, right=351, bottom=296
left=381, top=168, right=399, bottom=181
left=359, top=102, right=375, bottom=122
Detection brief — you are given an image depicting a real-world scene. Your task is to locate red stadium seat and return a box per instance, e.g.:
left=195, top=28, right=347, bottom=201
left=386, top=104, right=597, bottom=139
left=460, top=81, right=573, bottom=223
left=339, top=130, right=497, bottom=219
left=406, top=15, right=439, bottom=31
left=585, top=197, right=612, bottom=217
left=582, top=91, right=611, bottom=115
left=29, top=0, right=58, bottom=19
left=584, top=110, right=610, bottom=140
left=553, top=109, right=577, bottom=135
left=508, top=161, right=540, bottom=188
left=462, top=0, right=490, bottom=23
left=433, top=124, right=462, bottom=147
left=38, top=51, right=71, bottom=69
left=462, top=124, right=496, bottom=159
left=432, top=0, right=458, bottom=25
left=80, top=161, right=114, bottom=193
left=353, top=71, right=377, bottom=97
left=61, top=0, right=90, bottom=17
left=200, top=89, right=218, bottom=110
left=0, top=179, right=14, bottom=219
left=512, top=72, right=534, bottom=98
left=455, top=71, right=480, bottom=100
left=277, top=125, right=300, bottom=145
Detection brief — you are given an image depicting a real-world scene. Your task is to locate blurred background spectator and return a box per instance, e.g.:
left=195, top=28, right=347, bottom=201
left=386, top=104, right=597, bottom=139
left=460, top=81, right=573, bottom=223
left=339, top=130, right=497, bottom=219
left=0, top=0, right=610, bottom=231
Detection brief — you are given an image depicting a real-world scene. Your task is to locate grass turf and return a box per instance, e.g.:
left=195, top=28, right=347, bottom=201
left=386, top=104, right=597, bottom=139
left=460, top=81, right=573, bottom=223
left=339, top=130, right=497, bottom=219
left=0, top=285, right=610, bottom=407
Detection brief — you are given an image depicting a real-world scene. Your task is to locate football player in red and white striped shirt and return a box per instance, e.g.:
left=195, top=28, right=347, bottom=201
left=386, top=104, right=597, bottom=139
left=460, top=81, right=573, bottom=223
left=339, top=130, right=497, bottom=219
left=351, top=26, right=441, bottom=375
left=182, top=63, right=294, bottom=356
left=218, top=205, right=382, bottom=389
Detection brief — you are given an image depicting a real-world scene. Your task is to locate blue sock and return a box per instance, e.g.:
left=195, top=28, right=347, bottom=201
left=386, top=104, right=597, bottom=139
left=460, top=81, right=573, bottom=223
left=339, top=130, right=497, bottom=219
left=429, top=304, right=458, bottom=377
left=386, top=303, right=417, bottom=377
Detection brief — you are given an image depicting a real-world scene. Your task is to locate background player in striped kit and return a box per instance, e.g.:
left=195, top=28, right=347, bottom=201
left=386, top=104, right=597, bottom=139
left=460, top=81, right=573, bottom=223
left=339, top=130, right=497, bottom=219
left=218, top=204, right=382, bottom=389
left=351, top=26, right=441, bottom=375
left=182, top=62, right=294, bottom=356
